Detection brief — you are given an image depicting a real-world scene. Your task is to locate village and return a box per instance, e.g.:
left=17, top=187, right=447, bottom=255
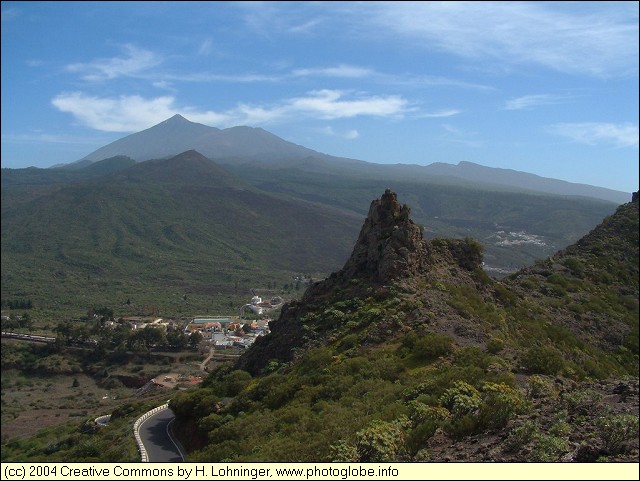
left=183, top=294, right=282, bottom=351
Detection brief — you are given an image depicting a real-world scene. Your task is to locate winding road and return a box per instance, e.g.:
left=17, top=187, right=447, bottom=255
left=138, top=408, right=185, bottom=462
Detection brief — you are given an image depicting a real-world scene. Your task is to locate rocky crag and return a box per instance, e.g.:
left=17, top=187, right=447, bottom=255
left=174, top=190, right=638, bottom=463
left=236, top=189, right=484, bottom=374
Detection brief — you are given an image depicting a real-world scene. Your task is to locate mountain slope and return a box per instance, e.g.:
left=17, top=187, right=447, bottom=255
left=68, top=114, right=629, bottom=204
left=76, top=114, right=326, bottom=165
left=1, top=151, right=361, bottom=313
left=422, top=161, right=629, bottom=204
left=170, top=190, right=638, bottom=463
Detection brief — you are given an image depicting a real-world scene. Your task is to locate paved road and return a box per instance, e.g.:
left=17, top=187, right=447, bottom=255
left=138, top=408, right=184, bottom=462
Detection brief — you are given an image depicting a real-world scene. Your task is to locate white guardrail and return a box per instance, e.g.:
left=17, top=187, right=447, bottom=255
left=133, top=403, right=169, bottom=462
left=94, top=414, right=111, bottom=426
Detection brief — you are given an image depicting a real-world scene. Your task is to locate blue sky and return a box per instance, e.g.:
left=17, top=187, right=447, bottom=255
left=1, top=1, right=638, bottom=193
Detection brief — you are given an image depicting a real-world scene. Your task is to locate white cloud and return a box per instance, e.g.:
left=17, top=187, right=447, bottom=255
left=418, top=109, right=461, bottom=118
left=197, top=38, right=214, bottom=56
left=364, top=2, right=638, bottom=77
left=51, top=92, right=230, bottom=132
left=51, top=90, right=412, bottom=132
left=293, top=65, right=375, bottom=78
left=549, top=123, right=639, bottom=148
left=65, top=45, right=162, bottom=81
left=505, top=94, right=568, bottom=110
left=344, top=129, right=359, bottom=140
left=287, top=89, right=410, bottom=120
left=441, top=123, right=484, bottom=148
left=319, top=126, right=359, bottom=140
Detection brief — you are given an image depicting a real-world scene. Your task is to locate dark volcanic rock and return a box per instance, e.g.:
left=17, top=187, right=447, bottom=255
left=341, top=189, right=431, bottom=283
left=235, top=189, right=483, bottom=375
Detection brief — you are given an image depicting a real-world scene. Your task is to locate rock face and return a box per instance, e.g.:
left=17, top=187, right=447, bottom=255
left=341, top=189, right=430, bottom=283
left=236, top=189, right=484, bottom=375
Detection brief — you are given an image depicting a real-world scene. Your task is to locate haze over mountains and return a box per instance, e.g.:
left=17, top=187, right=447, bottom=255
left=1, top=114, right=631, bottom=316
left=70, top=114, right=629, bottom=204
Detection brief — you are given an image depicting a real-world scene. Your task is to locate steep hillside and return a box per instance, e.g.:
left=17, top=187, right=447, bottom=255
left=227, top=163, right=619, bottom=273
left=1, top=151, right=360, bottom=314
left=170, top=190, right=638, bottom=463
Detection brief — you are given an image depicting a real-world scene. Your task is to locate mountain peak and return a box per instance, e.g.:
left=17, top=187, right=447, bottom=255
left=164, top=113, right=189, bottom=123
left=341, top=189, right=429, bottom=282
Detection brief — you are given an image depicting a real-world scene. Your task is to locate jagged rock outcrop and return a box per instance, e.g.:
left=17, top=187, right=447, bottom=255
left=341, top=189, right=431, bottom=282
left=236, top=189, right=484, bottom=375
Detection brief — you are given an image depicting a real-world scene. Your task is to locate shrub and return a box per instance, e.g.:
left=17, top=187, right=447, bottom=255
left=561, top=388, right=603, bottom=416
left=526, top=375, right=555, bottom=399
left=563, top=257, right=585, bottom=277
left=596, top=414, right=639, bottom=454
left=521, top=346, right=565, bottom=375
left=478, top=382, right=528, bottom=429
left=505, top=420, right=537, bottom=452
left=454, top=346, right=491, bottom=369
left=439, top=381, right=481, bottom=419
left=330, top=440, right=358, bottom=462
left=354, top=419, right=405, bottom=462
left=486, top=337, right=504, bottom=354
left=529, top=434, right=568, bottom=462
left=407, top=401, right=451, bottom=428
left=412, top=333, right=453, bottom=362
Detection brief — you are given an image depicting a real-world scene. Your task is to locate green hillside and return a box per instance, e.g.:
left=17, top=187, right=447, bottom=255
left=166, top=191, right=638, bottom=463
left=3, top=152, right=618, bottom=321
left=227, top=163, right=619, bottom=271
left=1, top=152, right=360, bottom=317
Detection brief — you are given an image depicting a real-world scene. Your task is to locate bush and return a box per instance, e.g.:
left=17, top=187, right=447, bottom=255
left=412, top=333, right=453, bottom=362
left=439, top=381, right=481, bottom=419
left=478, top=382, right=528, bottom=429
left=505, top=420, right=537, bottom=452
left=521, top=346, right=565, bottom=375
left=354, top=419, right=405, bottom=462
left=529, top=434, right=568, bottom=462
left=596, top=414, right=639, bottom=454
left=486, top=338, right=504, bottom=354
left=407, top=401, right=451, bottom=428
left=561, top=388, right=603, bottom=416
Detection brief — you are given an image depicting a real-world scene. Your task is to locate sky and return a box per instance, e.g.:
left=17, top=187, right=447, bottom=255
left=1, top=1, right=638, bottom=193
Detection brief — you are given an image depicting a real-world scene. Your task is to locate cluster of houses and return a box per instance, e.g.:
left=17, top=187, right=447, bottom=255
left=183, top=295, right=280, bottom=350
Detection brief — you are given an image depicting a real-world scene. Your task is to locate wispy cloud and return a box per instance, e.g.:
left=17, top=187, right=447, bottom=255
left=504, top=94, right=570, bottom=110
left=441, top=123, right=484, bottom=148
left=319, top=126, right=360, bottom=140
left=418, top=109, right=461, bottom=118
left=363, top=2, right=639, bottom=77
left=549, top=122, right=639, bottom=148
left=286, top=89, right=410, bottom=120
left=237, top=2, right=325, bottom=36
left=1, top=132, right=111, bottom=145
left=65, top=45, right=162, bottom=81
left=197, top=38, right=214, bottom=56
left=51, top=89, right=413, bottom=132
left=1, top=6, right=20, bottom=22
left=51, top=92, right=231, bottom=132
left=293, top=65, right=375, bottom=79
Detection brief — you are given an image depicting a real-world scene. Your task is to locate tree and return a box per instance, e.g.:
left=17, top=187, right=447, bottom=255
left=189, top=331, right=204, bottom=350
left=166, top=326, right=189, bottom=350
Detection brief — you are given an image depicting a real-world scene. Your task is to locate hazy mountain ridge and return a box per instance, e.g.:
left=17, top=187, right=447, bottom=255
left=1, top=115, right=630, bottom=314
left=76, top=114, right=326, bottom=166
left=63, top=114, right=628, bottom=204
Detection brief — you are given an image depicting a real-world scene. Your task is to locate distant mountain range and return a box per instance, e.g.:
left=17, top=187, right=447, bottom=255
left=67, top=114, right=629, bottom=204
left=1, top=115, right=632, bottom=315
